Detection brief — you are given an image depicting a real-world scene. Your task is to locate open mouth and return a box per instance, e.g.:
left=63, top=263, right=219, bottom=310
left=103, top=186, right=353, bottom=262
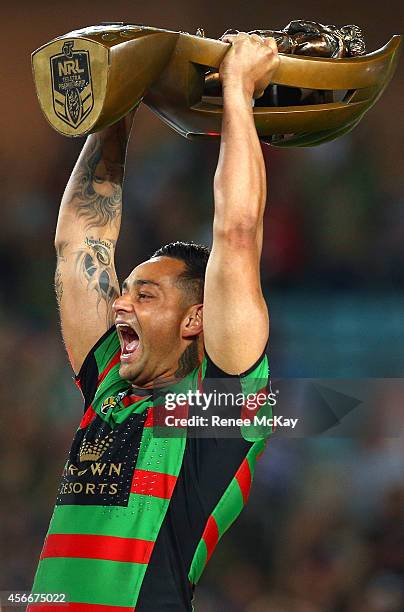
left=116, top=324, right=141, bottom=362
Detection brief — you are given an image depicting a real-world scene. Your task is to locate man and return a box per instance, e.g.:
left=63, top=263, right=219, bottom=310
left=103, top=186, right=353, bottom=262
left=30, top=33, right=279, bottom=610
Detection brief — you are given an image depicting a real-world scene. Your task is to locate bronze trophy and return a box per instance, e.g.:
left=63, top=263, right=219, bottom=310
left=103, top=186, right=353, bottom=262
left=31, top=21, right=401, bottom=147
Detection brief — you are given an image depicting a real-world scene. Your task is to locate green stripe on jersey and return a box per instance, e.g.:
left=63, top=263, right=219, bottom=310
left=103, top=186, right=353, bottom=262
left=188, top=540, right=208, bottom=585
left=48, top=493, right=169, bottom=540
left=239, top=354, right=269, bottom=394
left=32, top=557, right=143, bottom=607
left=246, top=438, right=267, bottom=471
left=135, top=427, right=185, bottom=474
left=94, top=330, right=121, bottom=374
left=211, top=478, right=244, bottom=537
left=240, top=355, right=273, bottom=442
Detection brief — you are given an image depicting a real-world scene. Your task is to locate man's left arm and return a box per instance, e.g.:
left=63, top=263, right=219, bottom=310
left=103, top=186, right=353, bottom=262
left=203, top=33, right=279, bottom=374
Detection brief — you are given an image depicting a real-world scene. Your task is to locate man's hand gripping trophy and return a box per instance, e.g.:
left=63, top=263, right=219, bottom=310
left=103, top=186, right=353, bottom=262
left=218, top=32, right=280, bottom=100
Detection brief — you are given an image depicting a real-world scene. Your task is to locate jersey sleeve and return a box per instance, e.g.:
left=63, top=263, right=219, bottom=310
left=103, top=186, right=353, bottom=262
left=202, top=346, right=274, bottom=442
left=75, top=326, right=122, bottom=409
left=178, top=349, right=273, bottom=562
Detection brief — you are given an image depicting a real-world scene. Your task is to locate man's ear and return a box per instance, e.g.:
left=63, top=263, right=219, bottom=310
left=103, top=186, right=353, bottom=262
left=182, top=304, right=203, bottom=338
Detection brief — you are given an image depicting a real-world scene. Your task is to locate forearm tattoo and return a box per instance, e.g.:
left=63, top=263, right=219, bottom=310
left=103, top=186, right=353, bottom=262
left=75, top=237, right=118, bottom=325
left=74, top=137, right=122, bottom=229
left=69, top=129, right=128, bottom=230
left=55, top=241, right=67, bottom=305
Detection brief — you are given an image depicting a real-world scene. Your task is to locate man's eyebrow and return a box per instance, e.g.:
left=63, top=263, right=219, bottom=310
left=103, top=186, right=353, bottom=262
left=135, top=279, right=161, bottom=288
left=122, top=279, right=161, bottom=291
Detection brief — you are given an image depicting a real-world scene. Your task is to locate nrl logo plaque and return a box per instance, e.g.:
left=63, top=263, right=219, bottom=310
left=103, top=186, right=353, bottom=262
left=50, top=40, right=94, bottom=129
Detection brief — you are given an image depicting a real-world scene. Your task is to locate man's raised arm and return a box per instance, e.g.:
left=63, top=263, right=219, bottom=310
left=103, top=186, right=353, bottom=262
left=54, top=111, right=136, bottom=374
left=203, top=34, right=279, bottom=374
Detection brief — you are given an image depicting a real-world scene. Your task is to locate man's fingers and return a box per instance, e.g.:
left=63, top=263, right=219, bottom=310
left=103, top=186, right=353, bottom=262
left=221, top=35, right=235, bottom=44
left=249, top=33, right=265, bottom=45
left=263, top=36, right=278, bottom=52
left=219, top=31, right=280, bottom=97
left=221, top=31, right=258, bottom=45
left=221, top=32, right=247, bottom=39
left=221, top=33, right=278, bottom=58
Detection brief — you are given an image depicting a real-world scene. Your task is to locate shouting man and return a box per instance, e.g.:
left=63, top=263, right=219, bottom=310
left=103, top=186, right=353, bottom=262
left=31, top=33, right=279, bottom=611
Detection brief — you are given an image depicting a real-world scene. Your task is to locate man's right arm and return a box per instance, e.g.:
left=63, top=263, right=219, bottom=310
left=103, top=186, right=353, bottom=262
left=54, top=111, right=136, bottom=374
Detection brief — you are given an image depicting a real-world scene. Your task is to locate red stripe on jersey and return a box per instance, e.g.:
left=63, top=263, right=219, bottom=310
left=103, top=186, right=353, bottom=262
left=235, top=458, right=252, bottom=504
left=202, top=515, right=219, bottom=563
left=131, top=469, right=177, bottom=499
left=121, top=394, right=150, bottom=407
left=97, top=351, right=121, bottom=385
left=240, top=386, right=269, bottom=420
left=144, top=407, right=154, bottom=427
left=79, top=405, right=96, bottom=429
left=152, top=403, right=188, bottom=427
left=40, top=533, right=153, bottom=564
left=27, top=604, right=134, bottom=611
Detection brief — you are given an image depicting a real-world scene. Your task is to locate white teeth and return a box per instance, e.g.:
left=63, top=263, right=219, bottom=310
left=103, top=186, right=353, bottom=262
left=126, top=339, right=139, bottom=352
left=117, top=323, right=138, bottom=336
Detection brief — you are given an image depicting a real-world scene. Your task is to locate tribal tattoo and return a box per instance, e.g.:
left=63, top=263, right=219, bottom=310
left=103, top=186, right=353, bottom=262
left=70, top=134, right=126, bottom=230
left=175, top=338, right=200, bottom=378
left=75, top=237, right=119, bottom=325
left=55, top=241, right=68, bottom=306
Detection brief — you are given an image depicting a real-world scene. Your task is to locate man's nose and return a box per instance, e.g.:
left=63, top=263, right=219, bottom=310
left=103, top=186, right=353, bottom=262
left=113, top=293, right=134, bottom=313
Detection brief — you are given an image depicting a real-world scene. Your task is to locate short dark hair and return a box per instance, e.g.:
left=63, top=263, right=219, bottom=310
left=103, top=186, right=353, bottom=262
left=151, top=241, right=210, bottom=304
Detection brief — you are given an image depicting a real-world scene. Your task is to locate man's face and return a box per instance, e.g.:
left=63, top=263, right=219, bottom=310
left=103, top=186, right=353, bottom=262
left=113, top=257, right=194, bottom=386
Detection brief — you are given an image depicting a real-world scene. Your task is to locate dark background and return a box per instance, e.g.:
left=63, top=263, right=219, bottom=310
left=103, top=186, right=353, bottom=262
left=1, top=1, right=404, bottom=610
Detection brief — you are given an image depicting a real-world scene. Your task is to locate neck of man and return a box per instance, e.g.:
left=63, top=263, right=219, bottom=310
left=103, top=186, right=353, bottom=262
left=131, top=336, right=203, bottom=392
left=174, top=336, right=201, bottom=378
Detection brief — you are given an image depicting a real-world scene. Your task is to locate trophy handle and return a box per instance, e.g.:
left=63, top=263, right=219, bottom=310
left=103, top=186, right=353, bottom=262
left=143, top=35, right=233, bottom=135
left=32, top=25, right=179, bottom=136
left=144, top=33, right=401, bottom=145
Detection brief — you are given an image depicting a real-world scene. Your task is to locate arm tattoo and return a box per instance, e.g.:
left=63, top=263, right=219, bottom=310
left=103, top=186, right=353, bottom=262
left=71, top=135, right=124, bottom=230
left=55, top=241, right=68, bottom=305
left=175, top=338, right=200, bottom=378
left=75, top=237, right=119, bottom=325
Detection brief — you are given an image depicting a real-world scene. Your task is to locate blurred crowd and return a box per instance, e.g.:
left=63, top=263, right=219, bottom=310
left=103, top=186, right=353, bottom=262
left=1, top=0, right=404, bottom=609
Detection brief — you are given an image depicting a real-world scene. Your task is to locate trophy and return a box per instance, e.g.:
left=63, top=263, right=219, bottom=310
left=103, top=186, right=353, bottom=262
left=31, top=21, right=401, bottom=147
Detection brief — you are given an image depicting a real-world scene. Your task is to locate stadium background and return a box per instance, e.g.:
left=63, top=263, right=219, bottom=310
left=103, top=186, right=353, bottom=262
left=1, top=0, right=403, bottom=610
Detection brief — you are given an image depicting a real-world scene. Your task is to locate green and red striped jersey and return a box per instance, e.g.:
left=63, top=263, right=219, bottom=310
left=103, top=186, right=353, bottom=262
left=30, top=327, right=273, bottom=611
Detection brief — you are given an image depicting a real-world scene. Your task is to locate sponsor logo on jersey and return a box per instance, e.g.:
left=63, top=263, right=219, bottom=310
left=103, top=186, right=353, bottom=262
left=57, top=412, right=146, bottom=506
left=100, top=391, right=127, bottom=414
